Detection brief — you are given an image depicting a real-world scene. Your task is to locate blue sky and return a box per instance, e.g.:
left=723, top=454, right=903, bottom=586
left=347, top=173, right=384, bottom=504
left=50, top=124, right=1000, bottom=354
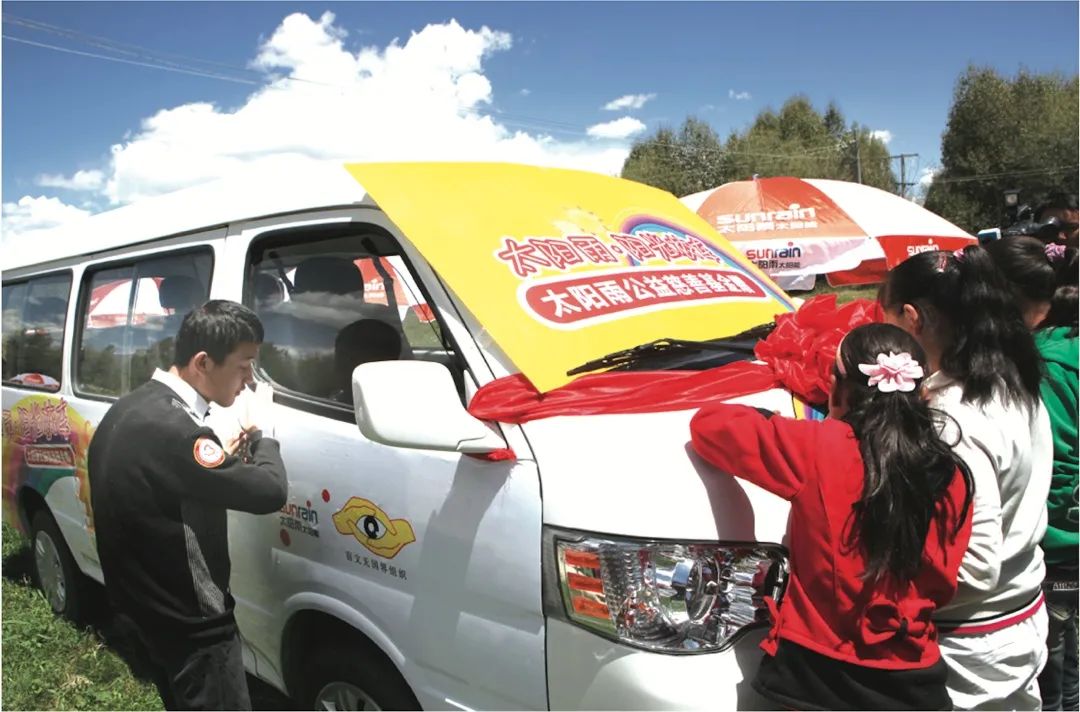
left=2, top=1, right=1077, bottom=237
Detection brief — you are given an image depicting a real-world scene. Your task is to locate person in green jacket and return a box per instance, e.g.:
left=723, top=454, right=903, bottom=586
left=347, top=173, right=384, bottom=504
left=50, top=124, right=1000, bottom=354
left=986, top=236, right=1078, bottom=711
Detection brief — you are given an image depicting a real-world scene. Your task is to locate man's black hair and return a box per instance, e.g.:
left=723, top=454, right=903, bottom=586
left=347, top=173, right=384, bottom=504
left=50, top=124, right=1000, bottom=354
left=1036, top=192, right=1079, bottom=221
left=173, top=299, right=264, bottom=367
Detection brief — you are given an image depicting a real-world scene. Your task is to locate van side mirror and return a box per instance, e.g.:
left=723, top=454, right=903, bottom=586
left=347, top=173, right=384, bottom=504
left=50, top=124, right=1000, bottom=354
left=352, top=361, right=507, bottom=453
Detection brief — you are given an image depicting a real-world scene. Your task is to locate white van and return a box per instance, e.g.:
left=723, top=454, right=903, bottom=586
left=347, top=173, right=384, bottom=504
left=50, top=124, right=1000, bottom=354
left=2, top=162, right=803, bottom=711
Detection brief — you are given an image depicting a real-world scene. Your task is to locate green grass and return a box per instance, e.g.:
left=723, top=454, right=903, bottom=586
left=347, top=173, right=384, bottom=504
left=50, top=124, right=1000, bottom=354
left=2, top=523, right=162, bottom=711
left=803, top=280, right=880, bottom=305
left=2, top=523, right=293, bottom=710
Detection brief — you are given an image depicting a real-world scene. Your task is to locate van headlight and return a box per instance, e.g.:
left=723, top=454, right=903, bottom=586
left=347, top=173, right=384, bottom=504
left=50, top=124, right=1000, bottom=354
left=543, top=527, right=788, bottom=654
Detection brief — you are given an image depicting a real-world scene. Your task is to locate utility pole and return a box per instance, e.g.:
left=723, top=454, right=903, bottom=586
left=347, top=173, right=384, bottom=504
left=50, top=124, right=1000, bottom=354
left=890, top=153, right=919, bottom=198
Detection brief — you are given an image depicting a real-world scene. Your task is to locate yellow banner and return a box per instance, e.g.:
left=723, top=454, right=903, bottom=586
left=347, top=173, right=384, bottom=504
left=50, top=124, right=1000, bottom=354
left=347, top=163, right=793, bottom=392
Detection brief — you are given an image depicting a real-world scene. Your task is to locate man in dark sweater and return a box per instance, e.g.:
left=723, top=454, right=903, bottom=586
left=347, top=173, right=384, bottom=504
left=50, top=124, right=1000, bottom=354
left=88, top=300, right=288, bottom=710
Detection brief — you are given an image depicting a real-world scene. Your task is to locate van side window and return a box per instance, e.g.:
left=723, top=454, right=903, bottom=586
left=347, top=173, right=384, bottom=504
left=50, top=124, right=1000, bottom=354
left=1, top=273, right=72, bottom=392
left=247, top=230, right=452, bottom=406
left=76, top=250, right=212, bottom=398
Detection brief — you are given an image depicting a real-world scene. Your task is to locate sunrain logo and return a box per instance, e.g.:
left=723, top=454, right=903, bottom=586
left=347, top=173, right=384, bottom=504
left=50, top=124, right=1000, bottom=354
left=280, top=501, right=320, bottom=538
left=744, top=241, right=805, bottom=272
left=715, top=204, right=819, bottom=234
left=745, top=243, right=804, bottom=260
left=906, top=239, right=937, bottom=256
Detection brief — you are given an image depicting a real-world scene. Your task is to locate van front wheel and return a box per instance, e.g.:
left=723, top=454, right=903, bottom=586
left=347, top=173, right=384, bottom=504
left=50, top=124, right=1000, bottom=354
left=303, top=639, right=419, bottom=711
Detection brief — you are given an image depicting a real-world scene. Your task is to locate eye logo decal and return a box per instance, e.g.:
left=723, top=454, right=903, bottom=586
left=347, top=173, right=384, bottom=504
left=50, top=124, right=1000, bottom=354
left=332, top=497, right=416, bottom=558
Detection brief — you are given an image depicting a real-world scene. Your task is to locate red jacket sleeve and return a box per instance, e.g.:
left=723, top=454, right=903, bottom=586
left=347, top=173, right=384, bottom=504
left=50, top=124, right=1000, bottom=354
left=940, top=466, right=975, bottom=584
left=690, top=403, right=822, bottom=500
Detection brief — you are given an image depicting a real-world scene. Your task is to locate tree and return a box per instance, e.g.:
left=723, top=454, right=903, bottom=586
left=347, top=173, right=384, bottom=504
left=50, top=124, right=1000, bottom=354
left=621, top=97, right=896, bottom=196
left=620, top=120, right=724, bottom=196
left=924, top=66, right=1079, bottom=231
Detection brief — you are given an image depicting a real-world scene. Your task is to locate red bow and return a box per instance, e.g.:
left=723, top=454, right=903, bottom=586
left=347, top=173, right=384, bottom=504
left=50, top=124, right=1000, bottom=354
left=859, top=596, right=934, bottom=646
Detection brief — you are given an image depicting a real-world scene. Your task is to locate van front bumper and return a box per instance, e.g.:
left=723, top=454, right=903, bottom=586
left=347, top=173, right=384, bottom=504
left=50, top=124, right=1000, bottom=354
left=545, top=618, right=772, bottom=710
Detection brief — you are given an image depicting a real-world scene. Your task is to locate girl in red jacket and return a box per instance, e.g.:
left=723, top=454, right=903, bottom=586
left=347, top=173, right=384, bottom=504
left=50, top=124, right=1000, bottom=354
left=690, top=322, right=974, bottom=711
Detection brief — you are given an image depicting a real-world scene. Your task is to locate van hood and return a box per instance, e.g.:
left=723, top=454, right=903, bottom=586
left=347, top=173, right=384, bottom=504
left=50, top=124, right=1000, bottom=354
left=347, top=163, right=793, bottom=393
left=520, top=388, right=797, bottom=544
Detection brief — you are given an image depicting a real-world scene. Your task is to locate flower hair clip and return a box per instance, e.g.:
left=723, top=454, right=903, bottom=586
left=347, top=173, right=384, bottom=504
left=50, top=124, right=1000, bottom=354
left=858, top=351, right=924, bottom=393
left=1045, top=243, right=1067, bottom=263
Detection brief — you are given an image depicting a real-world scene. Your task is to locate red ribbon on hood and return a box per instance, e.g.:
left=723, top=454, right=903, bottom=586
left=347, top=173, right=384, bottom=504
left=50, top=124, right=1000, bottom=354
left=755, top=294, right=884, bottom=405
left=467, top=295, right=883, bottom=424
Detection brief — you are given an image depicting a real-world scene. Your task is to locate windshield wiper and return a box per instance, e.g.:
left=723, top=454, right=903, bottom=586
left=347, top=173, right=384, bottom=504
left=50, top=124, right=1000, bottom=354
left=567, top=322, right=775, bottom=377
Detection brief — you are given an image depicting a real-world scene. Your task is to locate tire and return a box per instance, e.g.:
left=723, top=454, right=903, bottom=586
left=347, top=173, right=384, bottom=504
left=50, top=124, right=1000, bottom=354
left=301, top=637, right=420, bottom=711
left=30, top=510, right=88, bottom=623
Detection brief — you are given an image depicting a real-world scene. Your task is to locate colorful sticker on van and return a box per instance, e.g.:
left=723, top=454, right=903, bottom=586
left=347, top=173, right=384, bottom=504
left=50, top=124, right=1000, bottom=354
left=347, top=163, right=794, bottom=393
left=510, top=219, right=778, bottom=329
left=792, top=394, right=827, bottom=421
left=2, top=395, right=95, bottom=533
left=332, top=497, right=416, bottom=559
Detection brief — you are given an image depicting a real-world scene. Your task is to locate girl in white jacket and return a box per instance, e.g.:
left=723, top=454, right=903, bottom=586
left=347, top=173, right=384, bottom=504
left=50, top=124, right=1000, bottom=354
left=879, top=246, right=1053, bottom=711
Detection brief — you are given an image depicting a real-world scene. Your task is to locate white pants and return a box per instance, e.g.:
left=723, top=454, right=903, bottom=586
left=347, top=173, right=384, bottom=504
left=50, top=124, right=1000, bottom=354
left=940, top=605, right=1050, bottom=710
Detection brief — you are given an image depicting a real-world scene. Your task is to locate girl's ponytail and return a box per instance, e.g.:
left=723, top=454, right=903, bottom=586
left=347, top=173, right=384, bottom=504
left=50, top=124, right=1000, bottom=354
left=837, top=324, right=973, bottom=583
left=948, top=244, right=1041, bottom=408
left=882, top=246, right=1041, bottom=409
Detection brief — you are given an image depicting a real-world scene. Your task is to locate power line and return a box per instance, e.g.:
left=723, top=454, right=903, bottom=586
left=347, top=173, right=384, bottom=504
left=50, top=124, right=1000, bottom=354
left=17, top=11, right=1066, bottom=187
left=7, top=13, right=598, bottom=133
left=930, top=165, right=1077, bottom=185
left=639, top=138, right=850, bottom=161
left=1, top=13, right=901, bottom=159
left=3, top=13, right=913, bottom=163
left=2, top=35, right=261, bottom=85
left=3, top=18, right=596, bottom=138
left=2, top=27, right=894, bottom=157
left=3, top=14, right=334, bottom=87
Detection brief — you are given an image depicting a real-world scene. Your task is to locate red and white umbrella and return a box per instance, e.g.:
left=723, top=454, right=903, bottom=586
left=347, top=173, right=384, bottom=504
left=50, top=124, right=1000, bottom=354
left=682, top=177, right=976, bottom=290
left=355, top=257, right=435, bottom=323
left=87, top=278, right=168, bottom=328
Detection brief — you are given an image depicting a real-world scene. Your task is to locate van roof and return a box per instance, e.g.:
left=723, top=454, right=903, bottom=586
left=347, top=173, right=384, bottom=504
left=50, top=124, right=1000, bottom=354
left=5, top=161, right=374, bottom=272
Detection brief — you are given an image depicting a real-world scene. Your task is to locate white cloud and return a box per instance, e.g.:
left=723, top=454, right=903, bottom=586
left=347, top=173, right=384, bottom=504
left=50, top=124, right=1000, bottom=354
left=603, top=93, right=656, bottom=111
left=918, top=166, right=940, bottom=188
left=586, top=116, right=647, bottom=140
left=36, top=169, right=106, bottom=191
left=728, top=89, right=751, bottom=101
left=2, top=196, right=92, bottom=237
left=519, top=88, right=530, bottom=96
left=4, top=12, right=634, bottom=231
left=870, top=129, right=893, bottom=145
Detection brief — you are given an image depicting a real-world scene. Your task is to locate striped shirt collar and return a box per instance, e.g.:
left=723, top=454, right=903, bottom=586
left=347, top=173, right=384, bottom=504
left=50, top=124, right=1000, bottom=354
left=152, top=368, right=211, bottom=424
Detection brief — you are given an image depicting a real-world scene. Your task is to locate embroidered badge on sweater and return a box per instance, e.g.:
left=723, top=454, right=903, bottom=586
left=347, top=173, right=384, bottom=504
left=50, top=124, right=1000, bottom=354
left=193, top=437, right=226, bottom=468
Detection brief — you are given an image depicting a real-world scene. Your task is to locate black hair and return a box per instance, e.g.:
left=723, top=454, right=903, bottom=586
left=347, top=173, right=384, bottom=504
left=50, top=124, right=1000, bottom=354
left=836, top=323, right=973, bottom=584
left=880, top=246, right=1041, bottom=409
left=984, top=236, right=1078, bottom=336
left=1044, top=246, right=1079, bottom=336
left=984, top=236, right=1057, bottom=305
left=173, top=299, right=264, bottom=367
left=1036, top=192, right=1079, bottom=222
